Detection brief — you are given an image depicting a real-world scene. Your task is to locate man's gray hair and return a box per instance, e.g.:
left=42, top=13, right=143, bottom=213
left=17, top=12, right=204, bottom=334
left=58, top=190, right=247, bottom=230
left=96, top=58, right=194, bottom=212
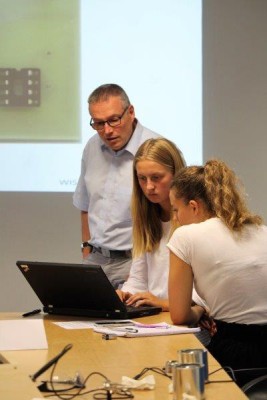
left=88, top=84, right=131, bottom=107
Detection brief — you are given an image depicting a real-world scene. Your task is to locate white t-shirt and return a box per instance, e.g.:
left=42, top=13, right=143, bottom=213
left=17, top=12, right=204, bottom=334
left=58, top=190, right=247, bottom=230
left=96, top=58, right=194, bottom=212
left=121, top=221, right=207, bottom=309
left=167, top=217, right=267, bottom=324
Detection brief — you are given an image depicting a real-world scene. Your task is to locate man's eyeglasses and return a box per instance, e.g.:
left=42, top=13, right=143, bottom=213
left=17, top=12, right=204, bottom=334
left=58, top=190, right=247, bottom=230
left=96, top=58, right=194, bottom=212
left=90, top=106, right=129, bottom=131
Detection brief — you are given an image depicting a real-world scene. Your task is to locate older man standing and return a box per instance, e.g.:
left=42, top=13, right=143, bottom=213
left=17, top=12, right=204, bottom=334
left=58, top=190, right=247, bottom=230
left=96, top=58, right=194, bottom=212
left=73, top=84, right=160, bottom=288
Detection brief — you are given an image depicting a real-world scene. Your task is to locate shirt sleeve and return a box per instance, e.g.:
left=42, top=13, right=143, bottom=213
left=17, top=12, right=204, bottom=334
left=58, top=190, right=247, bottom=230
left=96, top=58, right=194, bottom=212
left=120, top=254, right=148, bottom=293
left=167, top=227, right=191, bottom=265
left=73, top=153, right=89, bottom=211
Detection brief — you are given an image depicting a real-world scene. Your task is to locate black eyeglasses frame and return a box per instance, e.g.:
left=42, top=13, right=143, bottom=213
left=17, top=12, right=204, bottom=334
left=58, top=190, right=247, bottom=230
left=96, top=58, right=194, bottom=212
left=90, top=106, right=129, bottom=130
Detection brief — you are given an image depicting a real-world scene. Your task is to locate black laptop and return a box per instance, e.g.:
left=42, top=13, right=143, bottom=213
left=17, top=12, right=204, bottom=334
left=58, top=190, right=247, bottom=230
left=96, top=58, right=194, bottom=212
left=16, top=261, right=162, bottom=319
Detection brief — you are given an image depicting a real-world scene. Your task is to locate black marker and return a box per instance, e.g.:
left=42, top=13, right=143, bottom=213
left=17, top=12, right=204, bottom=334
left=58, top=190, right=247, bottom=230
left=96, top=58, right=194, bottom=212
left=22, top=308, right=41, bottom=317
left=31, top=344, right=73, bottom=381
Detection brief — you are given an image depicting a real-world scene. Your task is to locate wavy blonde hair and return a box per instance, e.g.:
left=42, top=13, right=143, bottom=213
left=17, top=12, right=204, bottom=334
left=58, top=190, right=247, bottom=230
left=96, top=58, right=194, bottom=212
left=132, top=138, right=186, bottom=257
left=171, top=159, right=262, bottom=231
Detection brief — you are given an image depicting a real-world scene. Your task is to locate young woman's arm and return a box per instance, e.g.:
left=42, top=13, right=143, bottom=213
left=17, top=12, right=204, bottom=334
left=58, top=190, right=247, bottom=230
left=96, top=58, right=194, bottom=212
left=168, top=251, right=204, bottom=325
left=120, top=255, right=148, bottom=294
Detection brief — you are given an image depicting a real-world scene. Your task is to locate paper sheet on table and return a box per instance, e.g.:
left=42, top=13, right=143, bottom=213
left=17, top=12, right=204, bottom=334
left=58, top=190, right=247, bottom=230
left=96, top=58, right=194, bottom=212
left=53, top=319, right=132, bottom=330
left=93, top=322, right=200, bottom=337
left=0, top=320, right=48, bottom=350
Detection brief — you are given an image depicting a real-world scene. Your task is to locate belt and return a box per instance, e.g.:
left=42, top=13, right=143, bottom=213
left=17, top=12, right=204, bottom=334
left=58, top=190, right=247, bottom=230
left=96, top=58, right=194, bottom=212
left=92, top=246, right=132, bottom=259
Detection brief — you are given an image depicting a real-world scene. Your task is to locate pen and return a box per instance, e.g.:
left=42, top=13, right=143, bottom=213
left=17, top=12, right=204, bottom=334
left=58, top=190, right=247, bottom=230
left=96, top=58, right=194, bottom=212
left=111, top=327, right=138, bottom=333
left=22, top=309, right=41, bottom=317
left=95, top=321, right=134, bottom=326
left=134, top=323, right=170, bottom=329
left=95, top=322, right=135, bottom=329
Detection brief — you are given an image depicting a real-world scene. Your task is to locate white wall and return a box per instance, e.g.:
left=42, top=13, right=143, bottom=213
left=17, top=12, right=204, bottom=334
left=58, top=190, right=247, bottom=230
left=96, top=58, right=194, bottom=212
left=1, top=0, right=267, bottom=311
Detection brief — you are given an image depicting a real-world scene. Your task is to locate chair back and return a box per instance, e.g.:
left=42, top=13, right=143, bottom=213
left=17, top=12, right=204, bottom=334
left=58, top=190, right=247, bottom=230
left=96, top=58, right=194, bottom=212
left=242, top=374, right=267, bottom=399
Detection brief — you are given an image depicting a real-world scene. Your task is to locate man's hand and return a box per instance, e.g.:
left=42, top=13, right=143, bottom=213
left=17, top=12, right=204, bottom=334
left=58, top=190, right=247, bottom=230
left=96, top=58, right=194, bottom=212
left=82, top=247, right=91, bottom=259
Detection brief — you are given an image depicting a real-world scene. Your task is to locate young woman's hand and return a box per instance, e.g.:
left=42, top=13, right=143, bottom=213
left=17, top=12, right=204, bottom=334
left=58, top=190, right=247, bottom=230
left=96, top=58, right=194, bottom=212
left=116, top=289, right=132, bottom=302
left=198, top=311, right=217, bottom=336
left=124, top=292, right=169, bottom=311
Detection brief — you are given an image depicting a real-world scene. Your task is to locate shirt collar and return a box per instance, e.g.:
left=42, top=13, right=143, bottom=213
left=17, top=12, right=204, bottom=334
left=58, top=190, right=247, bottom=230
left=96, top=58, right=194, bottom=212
left=100, top=119, right=143, bottom=156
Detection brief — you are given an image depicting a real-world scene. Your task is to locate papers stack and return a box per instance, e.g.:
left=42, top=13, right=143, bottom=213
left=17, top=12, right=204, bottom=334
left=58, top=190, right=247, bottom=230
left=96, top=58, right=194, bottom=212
left=93, top=321, right=200, bottom=338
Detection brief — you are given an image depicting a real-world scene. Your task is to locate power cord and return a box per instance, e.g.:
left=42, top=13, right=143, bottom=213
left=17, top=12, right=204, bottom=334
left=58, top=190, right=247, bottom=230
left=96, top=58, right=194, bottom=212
left=132, top=364, right=235, bottom=385
left=207, top=366, right=236, bottom=383
left=206, top=366, right=267, bottom=384
left=233, top=367, right=267, bottom=374
left=41, top=360, right=133, bottom=400
left=133, top=366, right=171, bottom=380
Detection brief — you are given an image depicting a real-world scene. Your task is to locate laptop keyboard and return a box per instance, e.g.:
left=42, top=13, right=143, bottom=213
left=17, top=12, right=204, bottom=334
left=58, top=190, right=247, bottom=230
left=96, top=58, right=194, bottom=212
left=126, top=304, right=152, bottom=312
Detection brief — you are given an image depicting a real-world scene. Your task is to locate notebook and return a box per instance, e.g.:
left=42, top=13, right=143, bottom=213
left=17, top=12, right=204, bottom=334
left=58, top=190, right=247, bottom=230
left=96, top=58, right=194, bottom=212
left=16, top=261, right=162, bottom=319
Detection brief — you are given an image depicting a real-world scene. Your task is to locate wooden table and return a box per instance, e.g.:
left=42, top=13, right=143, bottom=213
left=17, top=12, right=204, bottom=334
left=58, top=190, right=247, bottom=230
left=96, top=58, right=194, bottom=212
left=0, top=312, right=248, bottom=399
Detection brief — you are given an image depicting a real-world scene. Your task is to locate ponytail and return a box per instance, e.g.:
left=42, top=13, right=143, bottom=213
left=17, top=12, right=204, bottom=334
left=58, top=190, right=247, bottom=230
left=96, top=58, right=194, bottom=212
left=171, top=159, right=262, bottom=232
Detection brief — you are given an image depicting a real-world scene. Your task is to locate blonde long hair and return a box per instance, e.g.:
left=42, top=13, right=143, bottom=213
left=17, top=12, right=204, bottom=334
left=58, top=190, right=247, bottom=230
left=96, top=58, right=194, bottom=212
left=171, top=159, right=262, bottom=232
left=132, top=138, right=186, bottom=257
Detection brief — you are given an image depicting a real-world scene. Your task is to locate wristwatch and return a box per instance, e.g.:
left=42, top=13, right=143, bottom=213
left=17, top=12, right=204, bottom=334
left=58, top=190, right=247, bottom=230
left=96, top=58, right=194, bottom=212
left=81, top=241, right=93, bottom=251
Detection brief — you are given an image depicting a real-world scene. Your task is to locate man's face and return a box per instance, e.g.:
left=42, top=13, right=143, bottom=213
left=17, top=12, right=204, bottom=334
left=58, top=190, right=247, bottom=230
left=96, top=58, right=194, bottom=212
left=89, top=96, right=135, bottom=151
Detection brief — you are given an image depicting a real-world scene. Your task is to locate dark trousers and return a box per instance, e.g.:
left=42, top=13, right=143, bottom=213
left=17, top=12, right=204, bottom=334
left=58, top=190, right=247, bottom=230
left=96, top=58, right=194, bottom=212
left=207, top=319, right=267, bottom=387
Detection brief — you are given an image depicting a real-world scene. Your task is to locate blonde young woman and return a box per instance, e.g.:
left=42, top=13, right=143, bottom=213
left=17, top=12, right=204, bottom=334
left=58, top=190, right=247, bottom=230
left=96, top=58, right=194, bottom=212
left=116, top=137, right=186, bottom=310
left=117, top=137, right=207, bottom=321
left=168, top=159, right=267, bottom=386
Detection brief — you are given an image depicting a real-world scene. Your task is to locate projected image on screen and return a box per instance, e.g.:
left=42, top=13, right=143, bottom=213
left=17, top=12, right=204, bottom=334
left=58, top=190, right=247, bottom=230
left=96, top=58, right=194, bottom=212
left=0, top=0, right=80, bottom=142
left=0, top=0, right=202, bottom=192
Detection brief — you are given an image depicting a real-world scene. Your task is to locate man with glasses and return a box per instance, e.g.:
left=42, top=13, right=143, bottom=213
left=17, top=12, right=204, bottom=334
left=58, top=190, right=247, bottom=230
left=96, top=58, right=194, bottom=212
left=73, top=84, right=160, bottom=288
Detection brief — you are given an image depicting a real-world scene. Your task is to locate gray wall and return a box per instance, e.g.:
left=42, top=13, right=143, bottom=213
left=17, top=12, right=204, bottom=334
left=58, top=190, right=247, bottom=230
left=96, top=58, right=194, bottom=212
left=0, top=193, right=80, bottom=311
left=1, top=0, right=267, bottom=311
left=203, top=0, right=267, bottom=217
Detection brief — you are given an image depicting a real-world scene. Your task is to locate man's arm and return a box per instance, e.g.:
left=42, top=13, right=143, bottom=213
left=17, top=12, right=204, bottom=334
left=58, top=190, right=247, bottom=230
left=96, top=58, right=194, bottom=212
left=81, top=211, right=91, bottom=258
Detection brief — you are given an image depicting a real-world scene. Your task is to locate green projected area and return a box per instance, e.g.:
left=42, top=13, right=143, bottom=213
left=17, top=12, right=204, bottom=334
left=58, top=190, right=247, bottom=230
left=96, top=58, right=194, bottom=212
left=0, top=0, right=80, bottom=142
